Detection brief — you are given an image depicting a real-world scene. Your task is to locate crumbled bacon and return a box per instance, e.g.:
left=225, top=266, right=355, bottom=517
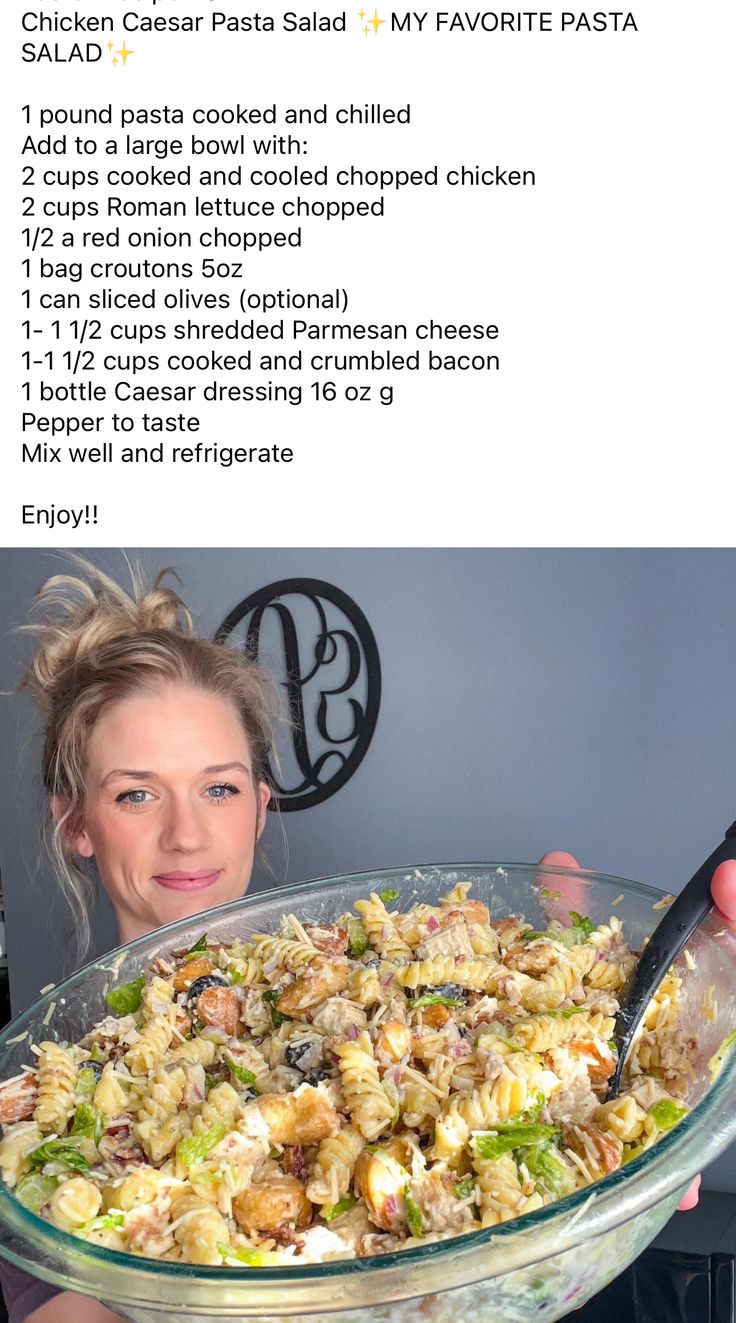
left=304, top=923, right=349, bottom=957
left=0, top=1074, right=38, bottom=1124
left=283, top=1144, right=308, bottom=1183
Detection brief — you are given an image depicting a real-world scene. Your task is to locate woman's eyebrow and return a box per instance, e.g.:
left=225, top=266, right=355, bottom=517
left=99, top=761, right=251, bottom=789
left=100, top=768, right=153, bottom=788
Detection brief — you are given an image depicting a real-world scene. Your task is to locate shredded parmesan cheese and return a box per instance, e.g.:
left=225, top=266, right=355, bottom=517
left=611, top=895, right=624, bottom=907
left=42, top=1001, right=57, bottom=1026
left=652, top=894, right=676, bottom=911
left=565, top=1146, right=594, bottom=1184
left=287, top=914, right=312, bottom=946
left=684, top=949, right=696, bottom=971
left=702, top=984, right=718, bottom=1022
left=39, top=983, right=55, bottom=995
left=401, top=1066, right=446, bottom=1099
left=6, top=1031, right=29, bottom=1045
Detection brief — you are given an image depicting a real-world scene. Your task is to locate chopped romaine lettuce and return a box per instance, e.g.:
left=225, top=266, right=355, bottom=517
left=382, top=1079, right=400, bottom=1125
left=409, top=993, right=463, bottom=1010
left=568, top=911, right=595, bottom=939
left=105, top=976, right=145, bottom=1016
left=472, top=1125, right=558, bottom=1161
left=70, top=1103, right=101, bottom=1143
left=404, top=1184, right=424, bottom=1237
left=78, top=1212, right=125, bottom=1234
left=224, top=1054, right=259, bottom=1092
left=16, top=1172, right=59, bottom=1214
left=647, top=1100, right=688, bottom=1131
left=347, top=918, right=369, bottom=958
left=518, top=1140, right=576, bottom=1198
left=516, top=1089, right=546, bottom=1124
left=323, top=1194, right=358, bottom=1222
left=186, top=933, right=209, bottom=955
left=217, top=1243, right=283, bottom=1266
left=378, top=888, right=399, bottom=904
left=176, top=1122, right=227, bottom=1170
left=709, top=1028, right=736, bottom=1079
left=76, top=1067, right=97, bottom=1099
left=453, top=1176, right=475, bottom=1199
left=28, top=1138, right=90, bottom=1174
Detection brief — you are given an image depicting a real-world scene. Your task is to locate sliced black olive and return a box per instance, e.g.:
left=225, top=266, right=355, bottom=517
left=185, top=973, right=229, bottom=1004
left=79, top=1058, right=105, bottom=1080
left=304, top=1066, right=332, bottom=1086
left=284, top=1038, right=324, bottom=1073
left=419, top=983, right=468, bottom=1002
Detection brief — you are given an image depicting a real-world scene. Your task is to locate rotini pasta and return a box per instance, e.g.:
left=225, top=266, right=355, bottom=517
left=0, top=883, right=694, bottom=1268
left=335, top=1031, right=395, bottom=1140
left=33, top=1043, right=76, bottom=1135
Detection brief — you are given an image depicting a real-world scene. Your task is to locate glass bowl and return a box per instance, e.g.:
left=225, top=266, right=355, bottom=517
left=1, top=862, right=736, bottom=1323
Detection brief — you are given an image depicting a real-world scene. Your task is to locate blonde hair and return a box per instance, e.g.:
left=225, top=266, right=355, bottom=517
left=19, top=558, right=281, bottom=962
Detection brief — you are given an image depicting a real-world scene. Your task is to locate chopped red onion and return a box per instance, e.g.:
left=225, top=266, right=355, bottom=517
left=384, top=1193, right=398, bottom=1217
left=347, top=1023, right=359, bottom=1041
left=427, top=915, right=440, bottom=933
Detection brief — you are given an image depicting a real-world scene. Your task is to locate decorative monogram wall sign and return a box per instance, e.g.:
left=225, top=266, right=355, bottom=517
left=215, top=579, right=381, bottom=811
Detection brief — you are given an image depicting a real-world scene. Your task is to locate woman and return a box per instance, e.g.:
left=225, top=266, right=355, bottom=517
left=0, top=561, right=731, bottom=1321
left=2, top=562, right=279, bottom=1323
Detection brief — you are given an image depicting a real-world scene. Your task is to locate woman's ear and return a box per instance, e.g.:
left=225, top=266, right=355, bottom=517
left=256, top=782, right=271, bottom=839
left=51, top=796, right=95, bottom=859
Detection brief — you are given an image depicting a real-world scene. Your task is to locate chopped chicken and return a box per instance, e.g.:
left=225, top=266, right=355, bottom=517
left=296, top=1225, right=355, bottom=1262
left=415, top=920, right=474, bottom=963
left=627, top=1076, right=675, bottom=1110
left=240, top=988, right=273, bottom=1036
left=547, top=1070, right=599, bottom=1125
left=124, top=1196, right=174, bottom=1257
left=504, top=940, right=562, bottom=977
left=412, top=1171, right=475, bottom=1234
left=311, top=997, right=367, bottom=1037
left=233, top=1174, right=311, bottom=1233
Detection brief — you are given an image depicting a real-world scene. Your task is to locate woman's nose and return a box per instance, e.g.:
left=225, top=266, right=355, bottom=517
left=159, top=796, right=211, bottom=853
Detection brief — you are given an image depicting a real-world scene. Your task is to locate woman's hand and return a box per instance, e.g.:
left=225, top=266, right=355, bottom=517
left=538, top=851, right=736, bottom=1212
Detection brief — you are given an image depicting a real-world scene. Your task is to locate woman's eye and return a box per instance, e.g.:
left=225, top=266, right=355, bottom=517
left=116, top=789, right=154, bottom=806
left=206, top=783, right=240, bottom=801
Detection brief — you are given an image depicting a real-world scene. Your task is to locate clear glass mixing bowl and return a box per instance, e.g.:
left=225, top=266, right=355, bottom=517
left=1, top=863, right=736, bottom=1323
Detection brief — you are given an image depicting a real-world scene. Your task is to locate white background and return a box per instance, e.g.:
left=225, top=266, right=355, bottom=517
left=0, top=0, right=734, bottom=546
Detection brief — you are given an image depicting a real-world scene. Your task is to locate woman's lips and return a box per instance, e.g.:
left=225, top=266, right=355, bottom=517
left=152, top=870, right=222, bottom=892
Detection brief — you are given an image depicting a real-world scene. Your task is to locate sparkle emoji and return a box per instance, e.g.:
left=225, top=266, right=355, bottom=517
left=369, top=9, right=385, bottom=32
left=115, top=42, right=134, bottom=65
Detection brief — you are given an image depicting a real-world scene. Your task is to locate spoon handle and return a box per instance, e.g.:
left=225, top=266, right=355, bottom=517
left=607, top=820, right=736, bottom=1098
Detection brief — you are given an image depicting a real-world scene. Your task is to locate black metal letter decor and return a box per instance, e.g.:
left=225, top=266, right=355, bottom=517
left=215, top=579, right=381, bottom=811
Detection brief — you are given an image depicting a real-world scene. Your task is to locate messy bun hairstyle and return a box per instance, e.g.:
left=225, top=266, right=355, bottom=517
left=20, top=558, right=281, bottom=961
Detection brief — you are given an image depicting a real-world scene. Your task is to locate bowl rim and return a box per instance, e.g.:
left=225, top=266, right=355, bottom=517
left=1, top=861, right=735, bottom=1297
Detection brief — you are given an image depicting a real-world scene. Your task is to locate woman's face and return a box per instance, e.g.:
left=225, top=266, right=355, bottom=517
left=66, top=684, right=271, bottom=941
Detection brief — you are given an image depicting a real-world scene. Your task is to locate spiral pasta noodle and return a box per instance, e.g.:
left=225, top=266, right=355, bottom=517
left=335, top=1031, right=395, bottom=1140
left=33, top=1042, right=77, bottom=1135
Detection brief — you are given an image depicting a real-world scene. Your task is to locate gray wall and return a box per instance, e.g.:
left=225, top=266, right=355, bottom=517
left=2, top=548, right=736, bottom=1187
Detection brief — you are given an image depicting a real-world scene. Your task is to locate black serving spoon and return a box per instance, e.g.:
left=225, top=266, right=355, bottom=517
left=606, top=820, right=736, bottom=1099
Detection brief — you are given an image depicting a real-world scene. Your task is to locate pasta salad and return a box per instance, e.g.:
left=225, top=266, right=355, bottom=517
left=0, top=883, right=697, bottom=1267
